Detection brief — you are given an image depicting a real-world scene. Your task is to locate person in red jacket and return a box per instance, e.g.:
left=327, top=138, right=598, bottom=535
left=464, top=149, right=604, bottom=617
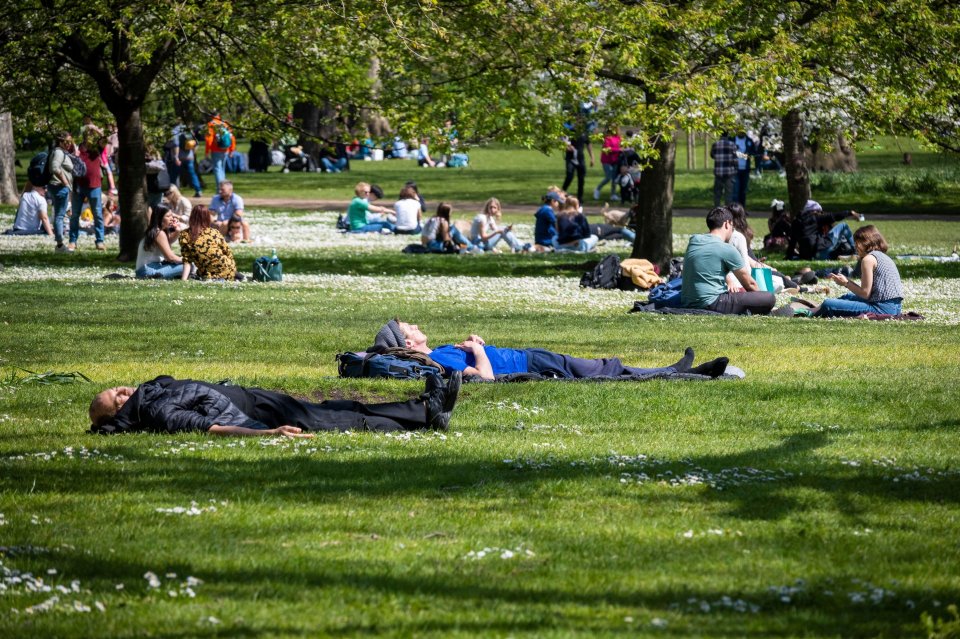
left=204, top=110, right=236, bottom=190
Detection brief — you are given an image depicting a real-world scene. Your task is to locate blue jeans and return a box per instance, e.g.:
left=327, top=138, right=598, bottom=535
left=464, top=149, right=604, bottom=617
left=816, top=293, right=902, bottom=318
left=620, top=227, right=636, bottom=242
left=474, top=229, right=522, bottom=252
left=166, top=159, right=181, bottom=186
left=817, top=223, right=854, bottom=259
left=555, top=235, right=599, bottom=253
left=51, top=185, right=71, bottom=245
left=734, top=169, right=750, bottom=205
left=211, top=152, right=227, bottom=188
left=350, top=221, right=395, bottom=233
left=136, top=262, right=185, bottom=279
left=70, top=186, right=104, bottom=244
left=182, top=159, right=202, bottom=194
left=596, top=162, right=617, bottom=194
left=322, top=157, right=347, bottom=173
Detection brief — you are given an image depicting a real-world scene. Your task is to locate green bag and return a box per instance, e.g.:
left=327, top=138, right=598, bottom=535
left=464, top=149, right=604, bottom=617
left=253, top=254, right=283, bottom=282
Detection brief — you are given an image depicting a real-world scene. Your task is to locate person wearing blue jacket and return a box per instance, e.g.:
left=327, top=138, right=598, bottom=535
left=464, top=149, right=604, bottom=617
left=533, top=191, right=563, bottom=251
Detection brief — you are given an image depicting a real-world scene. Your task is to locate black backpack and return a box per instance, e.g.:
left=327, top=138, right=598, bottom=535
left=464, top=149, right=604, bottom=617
left=580, top=254, right=622, bottom=289
left=27, top=148, right=53, bottom=187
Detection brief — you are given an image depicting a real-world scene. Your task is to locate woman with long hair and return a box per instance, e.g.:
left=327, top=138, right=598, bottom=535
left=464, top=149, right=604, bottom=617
left=178, top=204, right=237, bottom=280
left=470, top=198, right=527, bottom=253
left=421, top=202, right=478, bottom=253
left=813, top=225, right=904, bottom=317
left=135, top=205, right=183, bottom=279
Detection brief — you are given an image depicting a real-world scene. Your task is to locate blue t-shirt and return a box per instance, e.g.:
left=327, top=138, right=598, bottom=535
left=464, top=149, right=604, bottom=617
left=209, top=193, right=244, bottom=222
left=430, top=345, right=528, bottom=375
left=534, top=205, right=558, bottom=246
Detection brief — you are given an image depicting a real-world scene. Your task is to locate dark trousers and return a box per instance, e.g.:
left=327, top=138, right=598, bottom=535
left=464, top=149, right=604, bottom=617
left=708, top=291, right=776, bottom=315
left=713, top=174, right=735, bottom=206
left=221, top=386, right=429, bottom=432
left=562, top=161, right=587, bottom=203
left=734, top=169, right=750, bottom=205
left=526, top=348, right=675, bottom=379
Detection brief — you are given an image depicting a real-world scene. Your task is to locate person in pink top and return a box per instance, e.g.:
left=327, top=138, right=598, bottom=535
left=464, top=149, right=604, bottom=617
left=593, top=126, right=622, bottom=202
left=69, top=132, right=107, bottom=251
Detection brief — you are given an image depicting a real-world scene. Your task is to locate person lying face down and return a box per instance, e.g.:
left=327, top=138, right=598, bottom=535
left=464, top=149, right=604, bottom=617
left=89, top=373, right=461, bottom=437
left=373, top=320, right=731, bottom=382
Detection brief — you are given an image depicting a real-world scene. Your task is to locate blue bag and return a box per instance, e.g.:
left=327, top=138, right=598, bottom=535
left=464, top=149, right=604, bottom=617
left=648, top=278, right=683, bottom=308
left=337, top=352, right=441, bottom=380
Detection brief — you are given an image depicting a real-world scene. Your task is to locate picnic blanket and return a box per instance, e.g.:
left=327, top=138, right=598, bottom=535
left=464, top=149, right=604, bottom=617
left=629, top=302, right=722, bottom=315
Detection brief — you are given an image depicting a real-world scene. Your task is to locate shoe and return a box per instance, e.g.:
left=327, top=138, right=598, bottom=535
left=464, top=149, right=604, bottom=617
left=95, top=242, right=106, bottom=251
left=380, top=228, right=392, bottom=234
left=610, top=194, right=620, bottom=202
left=55, top=244, right=73, bottom=254
left=425, top=371, right=462, bottom=430
left=593, top=188, right=601, bottom=200
left=67, top=243, right=77, bottom=252
left=799, top=271, right=818, bottom=285
left=193, top=191, right=202, bottom=198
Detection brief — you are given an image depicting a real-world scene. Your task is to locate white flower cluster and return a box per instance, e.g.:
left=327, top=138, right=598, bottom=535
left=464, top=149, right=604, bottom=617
left=155, top=500, right=225, bottom=516
left=487, top=400, right=545, bottom=416
left=143, top=571, right=203, bottom=598
left=673, top=595, right=762, bottom=614
left=1, top=559, right=105, bottom=616
left=608, top=453, right=795, bottom=491
left=3, top=446, right=126, bottom=464
left=679, top=528, right=744, bottom=539
left=463, top=545, right=535, bottom=561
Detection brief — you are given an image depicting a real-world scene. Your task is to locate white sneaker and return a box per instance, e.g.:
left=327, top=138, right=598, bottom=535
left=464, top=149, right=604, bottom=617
left=592, top=188, right=601, bottom=200
left=55, top=244, right=73, bottom=254
left=610, top=194, right=620, bottom=202
left=380, top=228, right=392, bottom=234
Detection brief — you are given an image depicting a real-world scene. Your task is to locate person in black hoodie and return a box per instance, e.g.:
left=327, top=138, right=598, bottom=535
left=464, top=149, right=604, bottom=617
left=786, top=199, right=860, bottom=260
left=89, top=373, right=461, bottom=437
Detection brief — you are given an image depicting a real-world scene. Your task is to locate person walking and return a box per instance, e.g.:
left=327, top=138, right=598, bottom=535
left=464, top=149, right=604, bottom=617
left=204, top=110, right=235, bottom=190
left=710, top=133, right=737, bottom=207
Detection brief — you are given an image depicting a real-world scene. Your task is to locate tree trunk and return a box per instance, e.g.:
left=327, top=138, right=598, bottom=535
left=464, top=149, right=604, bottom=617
left=782, top=109, right=810, bottom=218
left=0, top=112, right=19, bottom=204
left=631, top=136, right=675, bottom=270
left=808, top=133, right=858, bottom=172
left=115, top=107, right=149, bottom=262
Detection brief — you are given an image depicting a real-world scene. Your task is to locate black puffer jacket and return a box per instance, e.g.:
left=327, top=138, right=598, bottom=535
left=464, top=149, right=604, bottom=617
left=92, top=376, right=266, bottom=434
left=787, top=210, right=849, bottom=259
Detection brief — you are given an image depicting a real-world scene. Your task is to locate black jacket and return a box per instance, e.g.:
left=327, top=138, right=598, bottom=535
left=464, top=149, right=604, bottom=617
left=92, top=376, right=266, bottom=434
left=787, top=210, right=848, bottom=259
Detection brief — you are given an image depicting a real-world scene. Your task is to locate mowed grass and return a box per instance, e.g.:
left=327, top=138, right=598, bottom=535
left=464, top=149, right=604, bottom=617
left=1, top=241, right=960, bottom=637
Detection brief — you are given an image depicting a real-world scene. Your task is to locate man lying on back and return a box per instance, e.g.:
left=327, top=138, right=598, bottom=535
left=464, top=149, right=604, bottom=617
left=89, top=373, right=461, bottom=437
left=373, top=320, right=732, bottom=381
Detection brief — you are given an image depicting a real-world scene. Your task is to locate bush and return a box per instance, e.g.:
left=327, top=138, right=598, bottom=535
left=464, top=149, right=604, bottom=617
left=915, top=171, right=942, bottom=195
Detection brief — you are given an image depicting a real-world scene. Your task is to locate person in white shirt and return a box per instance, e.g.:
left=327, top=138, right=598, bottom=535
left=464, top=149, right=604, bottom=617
left=7, top=183, right=52, bottom=236
left=469, top=198, right=527, bottom=253
left=417, top=137, right=436, bottom=167
left=393, top=184, right=423, bottom=234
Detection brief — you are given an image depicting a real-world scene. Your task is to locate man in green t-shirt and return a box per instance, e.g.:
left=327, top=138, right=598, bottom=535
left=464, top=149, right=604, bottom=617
left=680, top=207, right=776, bottom=315
left=347, top=182, right=395, bottom=233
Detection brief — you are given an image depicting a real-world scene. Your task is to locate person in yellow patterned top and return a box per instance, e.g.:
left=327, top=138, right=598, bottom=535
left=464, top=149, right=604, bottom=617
left=179, top=204, right=237, bottom=280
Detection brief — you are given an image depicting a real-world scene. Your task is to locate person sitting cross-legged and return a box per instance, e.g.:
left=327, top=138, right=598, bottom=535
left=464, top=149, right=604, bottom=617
left=89, top=372, right=462, bottom=436
left=373, top=320, right=732, bottom=381
left=210, top=180, right=250, bottom=242
left=680, top=207, right=776, bottom=315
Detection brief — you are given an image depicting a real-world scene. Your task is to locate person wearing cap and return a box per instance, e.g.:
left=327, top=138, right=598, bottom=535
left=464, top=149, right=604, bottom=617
left=786, top=200, right=860, bottom=260
left=533, top=191, right=563, bottom=252
left=348, top=182, right=395, bottom=233
left=88, top=372, right=462, bottom=436
left=374, top=320, right=732, bottom=382
left=763, top=199, right=791, bottom=252
left=680, top=207, right=776, bottom=315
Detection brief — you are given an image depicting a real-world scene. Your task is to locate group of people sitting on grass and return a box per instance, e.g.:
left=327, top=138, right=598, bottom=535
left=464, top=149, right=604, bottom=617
left=677, top=205, right=903, bottom=318
left=343, top=181, right=635, bottom=254
left=134, top=180, right=252, bottom=281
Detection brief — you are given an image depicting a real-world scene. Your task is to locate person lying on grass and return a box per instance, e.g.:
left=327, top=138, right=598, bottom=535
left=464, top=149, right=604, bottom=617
left=373, top=320, right=731, bottom=381
left=89, top=372, right=462, bottom=437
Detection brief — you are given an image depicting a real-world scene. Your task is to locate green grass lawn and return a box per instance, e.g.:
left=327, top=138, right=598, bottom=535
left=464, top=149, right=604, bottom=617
left=1, top=205, right=960, bottom=637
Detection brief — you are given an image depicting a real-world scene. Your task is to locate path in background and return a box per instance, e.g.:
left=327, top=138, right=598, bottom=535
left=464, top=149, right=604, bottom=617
left=244, top=198, right=960, bottom=221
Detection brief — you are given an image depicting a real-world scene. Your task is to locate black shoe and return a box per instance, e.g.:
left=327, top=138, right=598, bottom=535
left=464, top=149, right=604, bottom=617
left=425, top=371, right=461, bottom=430
left=690, top=357, right=730, bottom=378
left=423, top=372, right=444, bottom=396
left=799, top=271, right=818, bottom=285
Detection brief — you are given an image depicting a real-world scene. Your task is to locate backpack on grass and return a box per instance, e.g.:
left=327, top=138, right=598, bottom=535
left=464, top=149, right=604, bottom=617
left=252, top=255, right=283, bottom=282
left=579, top=254, right=621, bottom=289
left=336, top=352, right=441, bottom=380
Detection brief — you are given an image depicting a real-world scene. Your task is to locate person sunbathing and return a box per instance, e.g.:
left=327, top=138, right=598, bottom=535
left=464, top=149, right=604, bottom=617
left=89, top=373, right=461, bottom=436
left=373, top=320, right=731, bottom=381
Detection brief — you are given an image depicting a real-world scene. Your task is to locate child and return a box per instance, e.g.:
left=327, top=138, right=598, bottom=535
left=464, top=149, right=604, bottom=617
left=813, top=225, right=904, bottom=317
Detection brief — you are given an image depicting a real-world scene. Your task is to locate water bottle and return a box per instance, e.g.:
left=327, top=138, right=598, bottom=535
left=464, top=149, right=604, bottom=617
left=271, top=248, right=278, bottom=261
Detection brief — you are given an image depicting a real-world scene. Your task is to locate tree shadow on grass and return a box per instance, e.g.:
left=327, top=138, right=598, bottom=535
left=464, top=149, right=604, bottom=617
left=27, top=546, right=959, bottom=638
left=3, top=431, right=958, bottom=522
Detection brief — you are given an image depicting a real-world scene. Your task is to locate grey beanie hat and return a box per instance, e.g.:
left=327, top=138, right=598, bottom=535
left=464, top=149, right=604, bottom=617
left=374, top=319, right=405, bottom=349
